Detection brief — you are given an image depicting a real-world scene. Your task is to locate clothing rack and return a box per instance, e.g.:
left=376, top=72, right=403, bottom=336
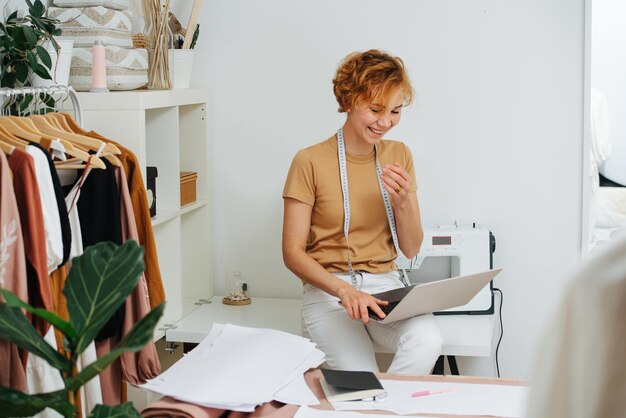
left=0, top=85, right=83, bottom=126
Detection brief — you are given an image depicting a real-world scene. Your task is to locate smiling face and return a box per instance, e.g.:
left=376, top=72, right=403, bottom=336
left=332, top=50, right=413, bottom=154
left=342, top=88, right=405, bottom=155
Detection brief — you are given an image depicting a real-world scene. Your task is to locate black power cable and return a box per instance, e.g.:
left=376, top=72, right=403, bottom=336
left=492, top=288, right=504, bottom=378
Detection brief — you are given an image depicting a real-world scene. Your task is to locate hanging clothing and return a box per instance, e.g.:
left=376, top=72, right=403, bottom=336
left=26, top=327, right=65, bottom=418
left=116, top=166, right=160, bottom=384
left=1, top=110, right=162, bottom=410
left=64, top=179, right=84, bottom=264
left=15, top=147, right=74, bottom=418
left=96, top=338, right=122, bottom=406
left=95, top=136, right=166, bottom=308
left=74, top=158, right=125, bottom=341
left=0, top=151, right=28, bottom=392
left=28, top=142, right=72, bottom=268
left=8, top=148, right=53, bottom=335
left=96, top=166, right=161, bottom=405
left=25, top=145, right=64, bottom=274
left=62, top=113, right=166, bottom=309
left=62, top=176, right=103, bottom=416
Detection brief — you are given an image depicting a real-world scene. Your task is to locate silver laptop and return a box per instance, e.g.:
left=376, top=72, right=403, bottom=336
left=368, top=268, right=502, bottom=324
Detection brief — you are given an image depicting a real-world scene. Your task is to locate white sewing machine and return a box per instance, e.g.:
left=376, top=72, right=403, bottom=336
left=397, top=224, right=496, bottom=315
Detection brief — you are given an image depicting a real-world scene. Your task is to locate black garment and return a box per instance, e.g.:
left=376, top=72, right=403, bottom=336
left=75, top=158, right=125, bottom=341
left=599, top=173, right=625, bottom=188
left=28, top=142, right=72, bottom=268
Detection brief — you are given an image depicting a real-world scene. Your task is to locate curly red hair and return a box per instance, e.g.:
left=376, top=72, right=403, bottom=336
left=332, top=49, right=414, bottom=113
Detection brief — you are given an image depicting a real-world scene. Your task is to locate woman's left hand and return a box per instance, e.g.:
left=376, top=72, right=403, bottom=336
left=382, top=163, right=411, bottom=206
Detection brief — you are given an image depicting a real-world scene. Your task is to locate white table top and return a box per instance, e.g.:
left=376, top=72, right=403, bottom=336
left=166, top=296, right=303, bottom=342
left=166, top=296, right=496, bottom=357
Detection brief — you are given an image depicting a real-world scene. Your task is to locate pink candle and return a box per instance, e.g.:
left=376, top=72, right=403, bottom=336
left=90, top=40, right=109, bottom=92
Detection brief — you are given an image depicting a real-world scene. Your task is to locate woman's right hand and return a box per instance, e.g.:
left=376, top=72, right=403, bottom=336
left=337, top=285, right=389, bottom=324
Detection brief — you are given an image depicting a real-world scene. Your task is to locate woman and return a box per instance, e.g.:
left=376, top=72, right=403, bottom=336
left=282, top=50, right=443, bottom=374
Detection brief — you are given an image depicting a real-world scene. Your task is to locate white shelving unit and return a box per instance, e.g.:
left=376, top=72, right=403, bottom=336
left=72, top=88, right=213, bottom=341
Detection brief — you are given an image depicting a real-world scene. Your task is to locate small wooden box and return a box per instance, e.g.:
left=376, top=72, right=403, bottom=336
left=180, top=171, right=197, bottom=206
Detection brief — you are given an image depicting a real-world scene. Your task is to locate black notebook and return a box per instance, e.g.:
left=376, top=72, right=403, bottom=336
left=319, top=368, right=386, bottom=402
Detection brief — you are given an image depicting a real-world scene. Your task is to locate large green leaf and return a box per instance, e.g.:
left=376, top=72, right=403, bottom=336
left=87, top=402, right=142, bottom=418
left=22, top=26, right=37, bottom=49
left=0, top=34, right=13, bottom=50
left=41, top=92, right=55, bottom=107
left=64, top=241, right=145, bottom=356
left=18, top=95, right=33, bottom=112
left=36, top=45, right=52, bottom=68
left=33, top=63, right=51, bottom=80
left=15, top=61, right=28, bottom=83
left=0, top=387, right=73, bottom=418
left=0, top=289, right=77, bottom=340
left=68, top=303, right=165, bottom=391
left=26, top=50, right=37, bottom=68
left=1, top=72, right=17, bottom=89
left=8, top=27, right=26, bottom=48
left=30, top=0, right=46, bottom=19
left=0, top=304, right=70, bottom=371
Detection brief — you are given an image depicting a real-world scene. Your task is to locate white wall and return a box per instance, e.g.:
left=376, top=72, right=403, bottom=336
left=174, top=0, right=585, bottom=379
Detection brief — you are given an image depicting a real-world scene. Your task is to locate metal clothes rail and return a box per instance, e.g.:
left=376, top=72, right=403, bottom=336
left=0, top=85, right=83, bottom=126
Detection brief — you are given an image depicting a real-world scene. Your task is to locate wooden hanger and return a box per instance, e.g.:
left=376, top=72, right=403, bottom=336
left=46, top=116, right=64, bottom=130
left=59, top=112, right=88, bottom=135
left=38, top=115, right=111, bottom=169
left=0, top=116, right=50, bottom=143
left=28, top=115, right=122, bottom=155
left=0, top=121, right=18, bottom=155
left=4, top=116, right=57, bottom=141
left=28, top=115, right=121, bottom=167
left=1, top=116, right=106, bottom=169
left=39, top=114, right=123, bottom=168
left=46, top=113, right=76, bottom=133
left=0, top=139, right=16, bottom=155
left=0, top=125, right=29, bottom=148
left=49, top=113, right=124, bottom=168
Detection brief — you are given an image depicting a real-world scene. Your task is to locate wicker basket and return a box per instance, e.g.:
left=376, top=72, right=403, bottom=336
left=132, top=33, right=148, bottom=49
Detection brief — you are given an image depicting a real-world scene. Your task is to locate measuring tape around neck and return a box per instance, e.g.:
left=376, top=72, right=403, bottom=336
left=336, top=128, right=411, bottom=288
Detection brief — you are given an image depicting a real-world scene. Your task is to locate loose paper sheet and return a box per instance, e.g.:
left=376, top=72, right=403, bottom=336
left=142, top=324, right=323, bottom=411
left=330, top=379, right=528, bottom=417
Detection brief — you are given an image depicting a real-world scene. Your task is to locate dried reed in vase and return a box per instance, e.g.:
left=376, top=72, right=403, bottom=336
left=143, top=0, right=171, bottom=89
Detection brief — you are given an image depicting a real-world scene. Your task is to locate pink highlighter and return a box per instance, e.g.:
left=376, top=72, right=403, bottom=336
left=411, top=387, right=459, bottom=397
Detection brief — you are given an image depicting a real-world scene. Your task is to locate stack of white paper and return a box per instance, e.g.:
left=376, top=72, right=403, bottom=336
left=141, top=324, right=324, bottom=411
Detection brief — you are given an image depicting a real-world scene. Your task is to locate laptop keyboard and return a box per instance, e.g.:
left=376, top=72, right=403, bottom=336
left=368, top=301, right=400, bottom=320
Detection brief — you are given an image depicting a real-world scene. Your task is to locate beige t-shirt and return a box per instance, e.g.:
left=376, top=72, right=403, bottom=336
left=283, top=135, right=416, bottom=273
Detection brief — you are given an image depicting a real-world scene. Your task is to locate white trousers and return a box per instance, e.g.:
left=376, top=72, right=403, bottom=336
left=302, top=271, right=444, bottom=375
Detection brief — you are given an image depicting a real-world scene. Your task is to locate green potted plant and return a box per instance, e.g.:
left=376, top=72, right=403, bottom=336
left=0, top=0, right=61, bottom=113
left=0, top=241, right=165, bottom=418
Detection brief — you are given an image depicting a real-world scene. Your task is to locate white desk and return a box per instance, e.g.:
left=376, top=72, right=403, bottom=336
left=166, top=297, right=302, bottom=342
left=165, top=296, right=496, bottom=358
